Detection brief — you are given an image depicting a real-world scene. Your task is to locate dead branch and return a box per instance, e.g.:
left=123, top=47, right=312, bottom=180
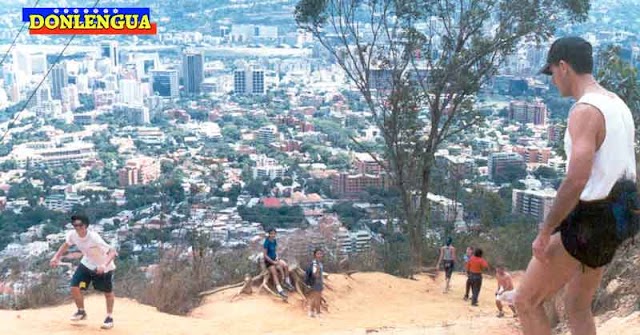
left=199, top=281, right=245, bottom=297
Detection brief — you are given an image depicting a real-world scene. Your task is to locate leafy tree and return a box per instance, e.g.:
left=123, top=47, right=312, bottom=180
left=222, top=125, right=241, bottom=141
left=331, top=202, right=367, bottom=230
left=0, top=160, right=17, bottom=172
left=596, top=45, right=640, bottom=139
left=534, top=166, right=559, bottom=180
left=77, top=94, right=95, bottom=112
left=0, top=144, right=12, bottom=156
left=237, top=205, right=306, bottom=229
left=295, top=0, right=589, bottom=269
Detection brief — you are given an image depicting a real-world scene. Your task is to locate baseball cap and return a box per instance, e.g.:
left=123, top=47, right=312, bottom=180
left=539, top=36, right=593, bottom=75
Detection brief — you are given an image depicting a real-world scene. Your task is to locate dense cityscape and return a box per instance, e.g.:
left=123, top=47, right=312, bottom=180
left=0, top=0, right=639, bottom=302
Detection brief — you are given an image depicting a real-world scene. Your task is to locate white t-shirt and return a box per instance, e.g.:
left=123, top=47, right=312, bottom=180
left=66, top=230, right=116, bottom=272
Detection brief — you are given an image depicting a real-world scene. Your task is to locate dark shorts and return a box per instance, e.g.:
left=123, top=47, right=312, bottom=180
left=71, top=263, right=114, bottom=293
left=443, top=260, right=455, bottom=279
left=554, top=180, right=639, bottom=268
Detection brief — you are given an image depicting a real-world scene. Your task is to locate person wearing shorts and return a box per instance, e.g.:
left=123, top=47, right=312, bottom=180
left=495, top=265, right=517, bottom=318
left=436, top=237, right=457, bottom=293
left=263, top=228, right=293, bottom=298
left=515, top=36, right=639, bottom=335
left=50, top=214, right=118, bottom=329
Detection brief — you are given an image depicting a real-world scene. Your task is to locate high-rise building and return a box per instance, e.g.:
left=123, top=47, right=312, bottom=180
left=118, top=79, right=143, bottom=105
left=234, top=69, right=246, bottom=94
left=508, top=100, right=548, bottom=126
left=134, top=53, right=160, bottom=79
left=233, top=64, right=266, bottom=95
left=488, top=152, right=526, bottom=182
left=94, top=90, right=116, bottom=108
left=182, top=51, right=204, bottom=95
left=101, top=41, right=118, bottom=67
left=113, top=104, right=150, bottom=125
left=353, top=152, right=383, bottom=175
left=512, top=188, right=556, bottom=223
left=35, top=85, right=51, bottom=106
left=257, top=125, right=278, bottom=143
left=251, top=68, right=264, bottom=94
left=62, top=85, right=80, bottom=111
left=512, top=145, right=552, bottom=164
left=151, top=70, right=179, bottom=98
left=50, top=63, right=68, bottom=100
left=547, top=123, right=566, bottom=143
left=13, top=49, right=31, bottom=77
left=331, top=172, right=389, bottom=199
left=31, top=53, right=47, bottom=74
left=118, top=157, right=161, bottom=187
left=145, top=95, right=164, bottom=118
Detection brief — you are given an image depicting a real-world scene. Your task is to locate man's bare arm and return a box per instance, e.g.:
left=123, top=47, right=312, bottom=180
left=50, top=242, right=70, bottom=266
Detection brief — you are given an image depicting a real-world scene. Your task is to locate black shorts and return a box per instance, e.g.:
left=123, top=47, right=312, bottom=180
left=443, top=260, right=455, bottom=279
left=554, top=180, right=639, bottom=268
left=71, top=263, right=114, bottom=293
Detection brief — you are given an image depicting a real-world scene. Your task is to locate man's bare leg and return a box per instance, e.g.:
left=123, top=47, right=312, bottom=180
left=496, top=300, right=504, bottom=317
left=276, top=264, right=286, bottom=282
left=268, top=265, right=280, bottom=286
left=105, top=292, right=114, bottom=315
left=564, top=265, right=604, bottom=335
left=71, top=287, right=84, bottom=310
left=281, top=261, right=290, bottom=282
left=514, top=234, right=580, bottom=335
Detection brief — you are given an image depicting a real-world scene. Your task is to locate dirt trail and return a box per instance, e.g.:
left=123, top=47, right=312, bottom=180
left=1, top=272, right=637, bottom=335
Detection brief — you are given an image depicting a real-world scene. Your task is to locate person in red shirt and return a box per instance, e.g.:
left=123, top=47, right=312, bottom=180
left=465, top=248, right=488, bottom=306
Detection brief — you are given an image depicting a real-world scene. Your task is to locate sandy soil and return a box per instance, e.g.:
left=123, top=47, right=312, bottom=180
left=0, top=272, right=637, bottom=335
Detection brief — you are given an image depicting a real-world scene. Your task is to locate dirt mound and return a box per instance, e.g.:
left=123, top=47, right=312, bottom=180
left=0, top=271, right=637, bottom=335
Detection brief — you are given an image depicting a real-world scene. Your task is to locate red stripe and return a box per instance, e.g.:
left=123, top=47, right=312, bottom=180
left=29, top=23, right=157, bottom=35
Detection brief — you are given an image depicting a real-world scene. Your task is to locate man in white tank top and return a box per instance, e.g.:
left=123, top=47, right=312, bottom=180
left=436, top=237, right=456, bottom=293
left=515, top=37, right=638, bottom=335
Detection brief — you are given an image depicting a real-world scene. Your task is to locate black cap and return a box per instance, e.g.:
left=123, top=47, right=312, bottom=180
left=540, top=36, right=593, bottom=75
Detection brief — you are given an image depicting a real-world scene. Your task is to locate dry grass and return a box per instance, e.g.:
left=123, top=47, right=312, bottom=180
left=133, top=248, right=255, bottom=315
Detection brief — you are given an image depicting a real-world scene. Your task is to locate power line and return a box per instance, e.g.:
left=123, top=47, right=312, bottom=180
left=0, top=0, right=101, bottom=144
left=0, top=0, right=41, bottom=69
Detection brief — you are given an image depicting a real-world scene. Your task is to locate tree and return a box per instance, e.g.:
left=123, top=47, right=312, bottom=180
left=222, top=125, right=241, bottom=141
left=596, top=45, right=640, bottom=139
left=534, top=166, right=559, bottom=180
left=295, top=0, right=589, bottom=270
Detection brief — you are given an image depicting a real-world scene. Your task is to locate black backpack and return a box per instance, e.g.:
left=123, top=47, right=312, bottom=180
left=610, top=180, right=640, bottom=243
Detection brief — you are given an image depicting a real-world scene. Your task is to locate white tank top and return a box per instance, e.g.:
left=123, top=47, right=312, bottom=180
left=564, top=92, right=636, bottom=201
left=443, top=246, right=454, bottom=261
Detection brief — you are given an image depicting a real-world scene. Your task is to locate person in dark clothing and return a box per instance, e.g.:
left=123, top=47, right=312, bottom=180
left=465, top=248, right=488, bottom=306
left=307, top=248, right=324, bottom=318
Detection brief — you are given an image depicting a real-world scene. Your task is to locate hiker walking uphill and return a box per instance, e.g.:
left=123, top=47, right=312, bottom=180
left=263, top=228, right=294, bottom=299
left=436, top=237, right=457, bottom=293
left=515, top=36, right=640, bottom=335
left=49, top=214, right=118, bottom=330
left=463, top=246, right=474, bottom=301
left=465, top=248, right=488, bottom=307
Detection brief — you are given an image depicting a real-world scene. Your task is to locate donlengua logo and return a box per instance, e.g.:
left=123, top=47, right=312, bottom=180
left=22, top=7, right=157, bottom=35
